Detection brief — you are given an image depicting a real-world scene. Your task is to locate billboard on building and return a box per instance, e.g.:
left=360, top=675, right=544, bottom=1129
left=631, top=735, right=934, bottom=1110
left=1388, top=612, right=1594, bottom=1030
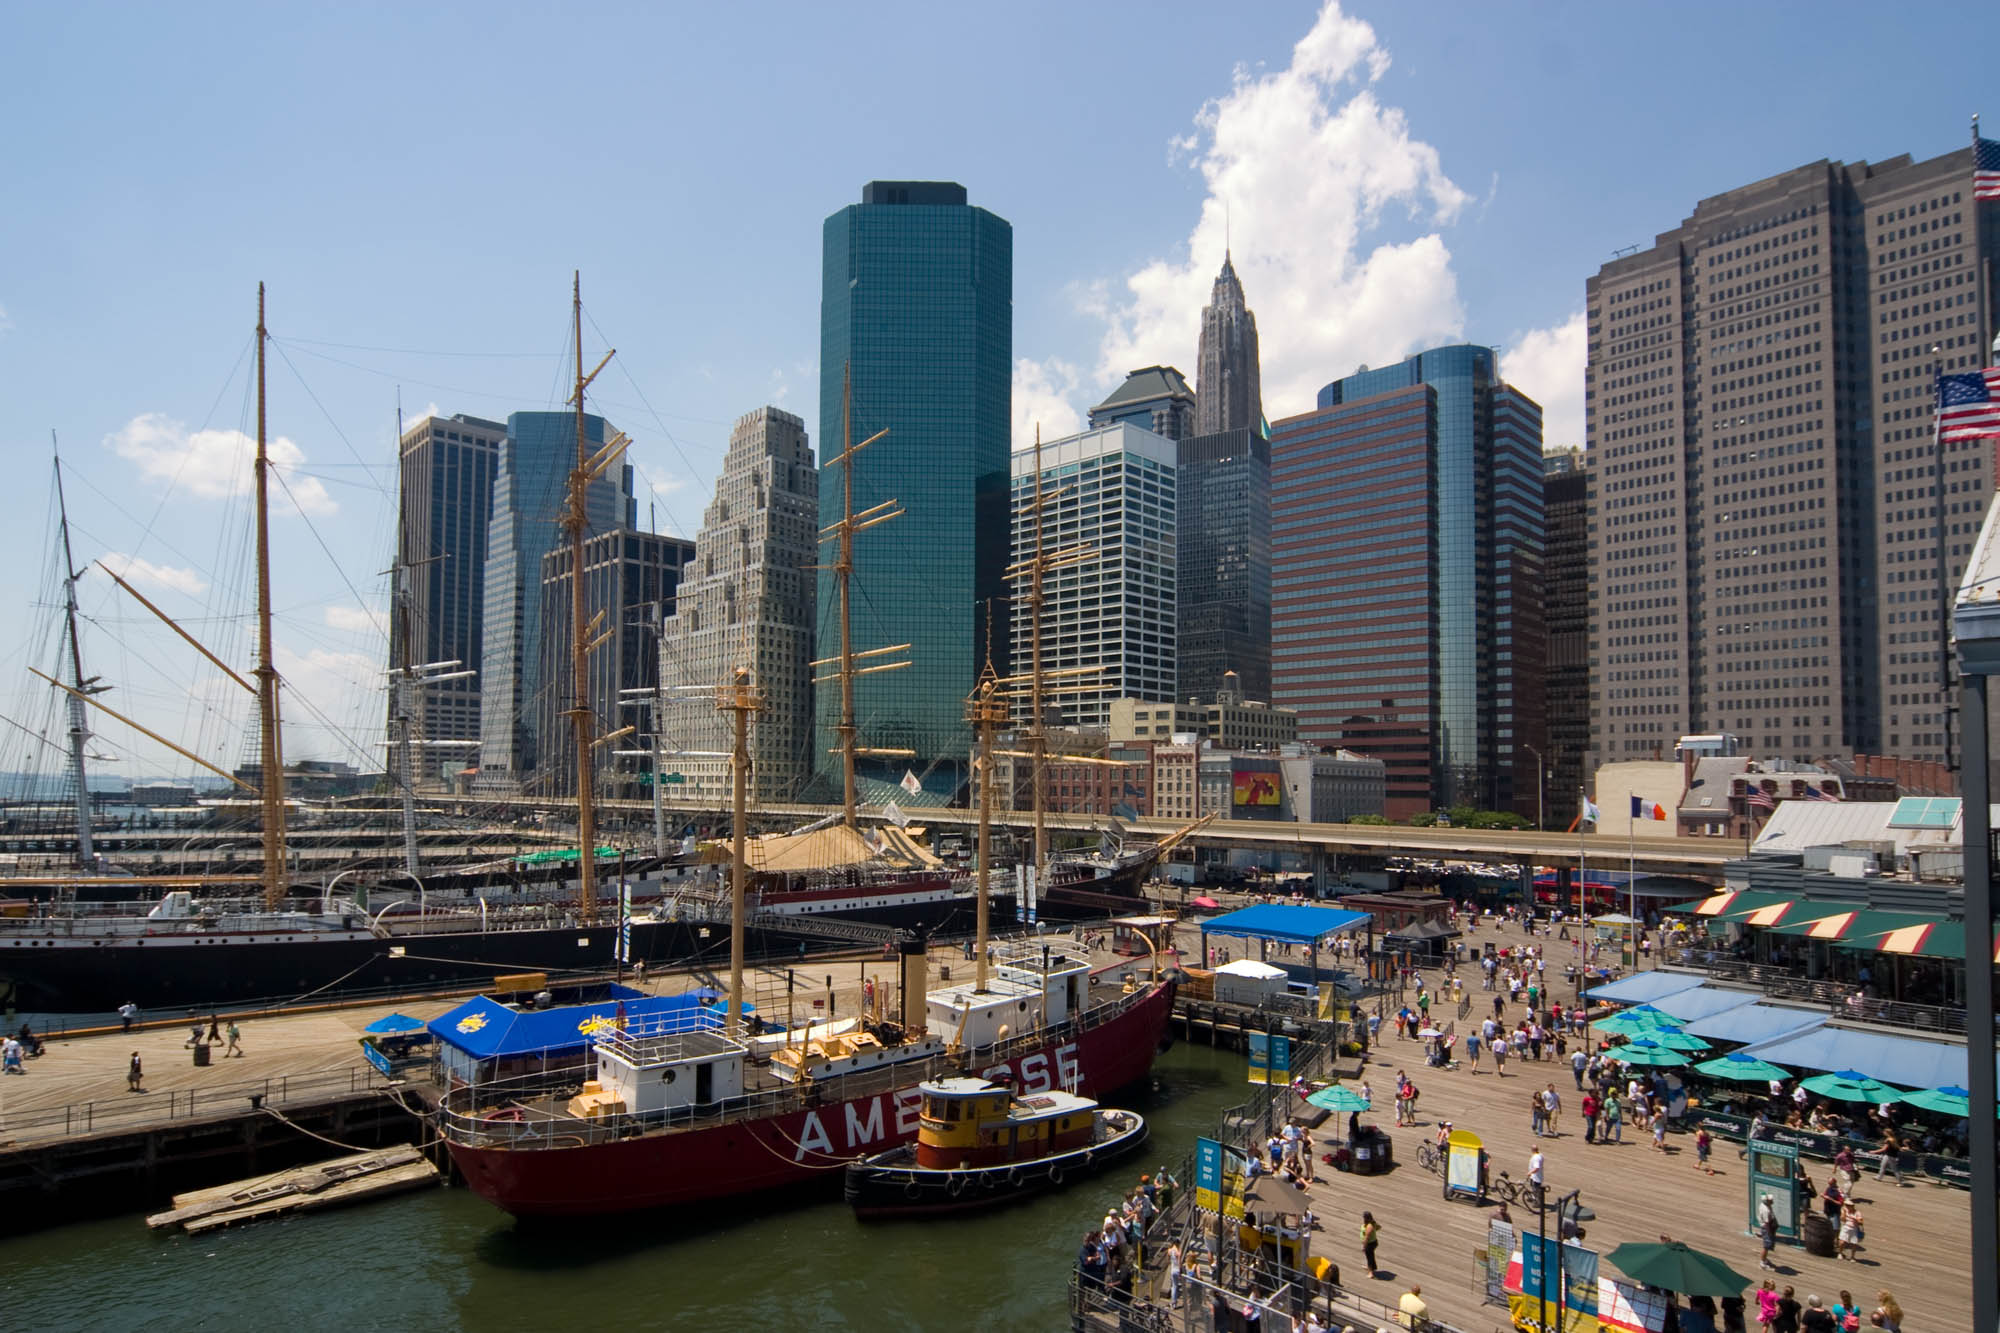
left=1232, top=768, right=1280, bottom=806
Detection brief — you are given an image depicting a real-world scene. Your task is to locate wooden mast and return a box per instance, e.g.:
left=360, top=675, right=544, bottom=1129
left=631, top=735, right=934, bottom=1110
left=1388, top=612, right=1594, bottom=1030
left=565, top=272, right=601, bottom=920
left=722, top=666, right=761, bottom=1037
left=965, top=615, right=1006, bottom=993
left=51, top=438, right=97, bottom=868
left=252, top=283, right=289, bottom=911
left=1027, top=426, right=1048, bottom=876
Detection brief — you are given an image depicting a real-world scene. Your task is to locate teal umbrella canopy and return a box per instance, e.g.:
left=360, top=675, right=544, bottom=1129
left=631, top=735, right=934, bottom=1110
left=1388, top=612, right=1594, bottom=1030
left=1604, top=1240, right=1753, bottom=1298
left=1647, top=1029, right=1711, bottom=1053
left=1897, top=1085, right=1971, bottom=1116
left=1799, top=1071, right=1902, bottom=1104
left=1304, top=1083, right=1371, bottom=1113
left=1612, top=1039, right=1691, bottom=1068
left=1595, top=1006, right=1685, bottom=1036
left=1694, top=1051, right=1791, bottom=1082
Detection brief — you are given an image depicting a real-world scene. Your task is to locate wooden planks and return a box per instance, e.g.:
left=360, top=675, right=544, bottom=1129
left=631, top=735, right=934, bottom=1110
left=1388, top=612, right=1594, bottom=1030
left=146, top=1146, right=438, bottom=1233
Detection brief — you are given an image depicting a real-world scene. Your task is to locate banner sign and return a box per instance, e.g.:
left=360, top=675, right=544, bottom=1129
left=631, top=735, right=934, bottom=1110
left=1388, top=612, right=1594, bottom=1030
left=1246, top=1032, right=1292, bottom=1084
left=1232, top=768, right=1280, bottom=806
left=1194, top=1137, right=1247, bottom=1220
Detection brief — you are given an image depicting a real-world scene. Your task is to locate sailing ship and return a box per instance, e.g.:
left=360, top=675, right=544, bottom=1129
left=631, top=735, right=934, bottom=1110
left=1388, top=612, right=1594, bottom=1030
left=437, top=661, right=1173, bottom=1217
left=0, top=283, right=821, bottom=1013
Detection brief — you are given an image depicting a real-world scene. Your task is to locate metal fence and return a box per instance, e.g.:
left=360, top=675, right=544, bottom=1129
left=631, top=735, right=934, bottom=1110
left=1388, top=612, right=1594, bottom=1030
left=1668, top=953, right=1980, bottom=1034
left=0, top=1064, right=391, bottom=1143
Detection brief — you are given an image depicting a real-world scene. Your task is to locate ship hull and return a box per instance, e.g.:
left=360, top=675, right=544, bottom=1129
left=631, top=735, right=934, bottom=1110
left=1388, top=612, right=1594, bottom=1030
left=445, top=980, right=1175, bottom=1218
left=1037, top=852, right=1161, bottom=921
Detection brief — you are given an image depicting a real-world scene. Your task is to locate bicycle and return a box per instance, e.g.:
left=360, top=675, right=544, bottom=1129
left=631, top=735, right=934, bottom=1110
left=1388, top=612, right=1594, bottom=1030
left=1414, top=1141, right=1444, bottom=1175
left=1489, top=1172, right=1545, bottom=1210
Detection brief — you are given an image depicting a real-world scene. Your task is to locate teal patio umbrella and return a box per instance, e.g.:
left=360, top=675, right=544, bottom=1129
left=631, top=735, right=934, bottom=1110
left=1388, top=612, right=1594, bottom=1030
left=1799, top=1070, right=1902, bottom=1105
left=1613, top=1038, right=1691, bottom=1068
left=1595, top=1005, right=1685, bottom=1036
left=1304, top=1083, right=1371, bottom=1113
left=1897, top=1085, right=1971, bottom=1117
left=1694, top=1051, right=1791, bottom=1082
left=1647, top=1029, right=1711, bottom=1053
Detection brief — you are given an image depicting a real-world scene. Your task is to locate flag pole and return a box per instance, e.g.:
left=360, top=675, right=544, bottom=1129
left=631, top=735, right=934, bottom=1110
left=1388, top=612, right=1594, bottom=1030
left=1629, top=794, right=1640, bottom=969
left=1578, top=786, right=1589, bottom=937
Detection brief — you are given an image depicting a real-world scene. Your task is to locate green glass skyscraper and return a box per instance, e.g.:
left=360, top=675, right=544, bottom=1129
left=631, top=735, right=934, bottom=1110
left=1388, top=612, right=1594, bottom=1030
left=816, top=181, right=1012, bottom=797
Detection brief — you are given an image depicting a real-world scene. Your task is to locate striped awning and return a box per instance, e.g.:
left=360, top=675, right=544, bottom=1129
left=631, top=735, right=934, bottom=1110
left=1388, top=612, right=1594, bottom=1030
left=1842, top=921, right=2000, bottom=962
left=1765, top=903, right=1872, bottom=938
left=1789, top=909, right=1944, bottom=944
left=1741, top=899, right=1854, bottom=928
left=1667, top=890, right=1789, bottom=917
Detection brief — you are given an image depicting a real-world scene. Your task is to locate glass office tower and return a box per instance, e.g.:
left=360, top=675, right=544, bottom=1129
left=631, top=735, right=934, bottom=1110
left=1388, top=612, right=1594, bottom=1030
left=1270, top=345, right=1546, bottom=817
left=815, top=181, right=1012, bottom=796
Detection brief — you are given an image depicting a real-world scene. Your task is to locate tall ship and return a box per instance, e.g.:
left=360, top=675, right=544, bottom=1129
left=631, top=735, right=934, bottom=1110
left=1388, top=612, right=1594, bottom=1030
left=438, top=659, right=1174, bottom=1217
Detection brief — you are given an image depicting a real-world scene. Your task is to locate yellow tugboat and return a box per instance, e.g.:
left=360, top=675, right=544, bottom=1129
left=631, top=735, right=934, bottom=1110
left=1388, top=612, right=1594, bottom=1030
left=843, top=1072, right=1147, bottom=1217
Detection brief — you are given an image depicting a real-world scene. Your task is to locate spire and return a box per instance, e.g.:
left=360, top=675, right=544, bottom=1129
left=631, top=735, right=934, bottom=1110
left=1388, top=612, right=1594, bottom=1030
left=1196, top=244, right=1262, bottom=436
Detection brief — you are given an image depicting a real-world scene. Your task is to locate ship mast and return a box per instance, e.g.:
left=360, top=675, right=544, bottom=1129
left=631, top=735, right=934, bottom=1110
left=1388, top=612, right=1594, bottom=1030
left=51, top=437, right=99, bottom=868
left=812, top=363, right=908, bottom=828
left=391, top=402, right=420, bottom=876
left=252, top=283, right=289, bottom=912
left=965, top=616, right=1006, bottom=993
left=722, top=666, right=761, bottom=1036
left=1027, top=427, right=1048, bottom=874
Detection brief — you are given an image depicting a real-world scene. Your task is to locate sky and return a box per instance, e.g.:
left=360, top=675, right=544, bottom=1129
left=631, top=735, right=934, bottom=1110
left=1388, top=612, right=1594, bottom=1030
left=0, top=1, right=1987, bottom=779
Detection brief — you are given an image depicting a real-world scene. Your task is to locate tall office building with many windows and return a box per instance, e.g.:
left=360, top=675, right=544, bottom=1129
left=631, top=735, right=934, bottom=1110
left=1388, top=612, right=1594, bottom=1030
left=1588, top=142, right=1998, bottom=770
left=1088, top=365, right=1196, bottom=442
left=477, top=411, right=635, bottom=788
left=1270, top=346, right=1546, bottom=819
left=1009, top=424, right=1176, bottom=732
left=394, top=413, right=501, bottom=785
left=1174, top=427, right=1271, bottom=703
left=815, top=181, right=1011, bottom=795
left=660, top=406, right=820, bottom=805
left=1542, top=447, right=1590, bottom=828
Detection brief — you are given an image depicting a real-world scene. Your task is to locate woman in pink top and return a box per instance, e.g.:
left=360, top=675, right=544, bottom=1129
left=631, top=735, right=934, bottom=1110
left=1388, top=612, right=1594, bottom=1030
left=1756, top=1278, right=1781, bottom=1331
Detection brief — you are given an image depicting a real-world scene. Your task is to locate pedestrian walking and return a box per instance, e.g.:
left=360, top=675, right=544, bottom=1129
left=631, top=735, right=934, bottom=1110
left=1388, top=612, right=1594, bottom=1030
left=1837, top=1200, right=1863, bottom=1262
left=1695, top=1126, right=1714, bottom=1174
left=185, top=1019, right=204, bottom=1048
left=1830, top=1292, right=1861, bottom=1331
left=127, top=1051, right=144, bottom=1092
left=1530, top=1086, right=1546, bottom=1136
left=1652, top=1114, right=1669, bottom=1151
left=1873, top=1129, right=1905, bottom=1186
left=1604, top=1091, right=1624, bottom=1143
left=1544, top=1084, right=1562, bottom=1135
left=1359, top=1211, right=1380, bottom=1278
left=118, top=1001, right=138, bottom=1032
left=225, top=1020, right=243, bottom=1057
left=1582, top=1090, right=1599, bottom=1144
left=205, top=1013, right=221, bottom=1044
left=1757, top=1195, right=1778, bottom=1270
left=1466, top=1031, right=1481, bottom=1071
left=1571, top=1046, right=1587, bottom=1090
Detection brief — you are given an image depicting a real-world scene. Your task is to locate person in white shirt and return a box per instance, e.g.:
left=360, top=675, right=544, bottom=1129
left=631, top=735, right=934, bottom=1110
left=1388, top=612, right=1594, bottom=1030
left=1528, top=1148, right=1545, bottom=1188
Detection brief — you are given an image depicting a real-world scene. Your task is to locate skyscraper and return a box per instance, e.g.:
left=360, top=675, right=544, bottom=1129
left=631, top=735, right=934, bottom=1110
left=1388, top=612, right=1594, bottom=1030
left=1586, top=142, right=1998, bottom=770
left=1174, top=427, right=1271, bottom=703
left=1270, top=345, right=1546, bottom=818
left=477, top=411, right=635, bottom=788
left=394, top=412, right=501, bottom=784
left=1010, top=423, right=1177, bottom=732
left=535, top=528, right=695, bottom=795
left=660, top=406, right=819, bottom=805
left=1195, top=256, right=1263, bottom=435
left=1089, top=365, right=1196, bottom=441
left=815, top=181, right=1012, bottom=794
left=1543, top=447, right=1589, bottom=828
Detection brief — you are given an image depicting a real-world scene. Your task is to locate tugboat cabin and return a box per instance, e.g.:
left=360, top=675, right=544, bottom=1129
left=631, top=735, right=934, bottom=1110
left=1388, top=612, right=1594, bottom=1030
left=913, top=1077, right=1095, bottom=1169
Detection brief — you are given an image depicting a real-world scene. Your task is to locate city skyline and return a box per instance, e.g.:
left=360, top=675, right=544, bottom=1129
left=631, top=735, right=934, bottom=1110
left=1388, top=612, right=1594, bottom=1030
left=0, top=2, right=1989, bottom=778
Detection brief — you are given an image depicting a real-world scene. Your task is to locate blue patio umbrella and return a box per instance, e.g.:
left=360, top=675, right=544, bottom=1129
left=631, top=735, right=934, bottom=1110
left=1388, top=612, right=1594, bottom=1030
left=362, top=1012, right=429, bottom=1035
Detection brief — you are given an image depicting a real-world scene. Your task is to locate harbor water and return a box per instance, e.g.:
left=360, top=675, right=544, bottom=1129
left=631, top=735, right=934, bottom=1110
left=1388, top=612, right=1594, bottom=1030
left=0, top=1043, right=1247, bottom=1331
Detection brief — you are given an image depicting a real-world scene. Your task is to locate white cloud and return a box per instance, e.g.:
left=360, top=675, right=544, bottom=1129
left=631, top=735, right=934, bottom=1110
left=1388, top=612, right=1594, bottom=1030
left=0, top=303, right=11, bottom=334
left=1074, top=1, right=1470, bottom=423
left=323, top=604, right=386, bottom=635
left=105, top=413, right=337, bottom=516
left=403, top=402, right=442, bottom=431
left=1012, top=357, right=1086, bottom=449
left=98, top=551, right=208, bottom=596
left=275, top=644, right=385, bottom=761
left=1501, top=311, right=1587, bottom=449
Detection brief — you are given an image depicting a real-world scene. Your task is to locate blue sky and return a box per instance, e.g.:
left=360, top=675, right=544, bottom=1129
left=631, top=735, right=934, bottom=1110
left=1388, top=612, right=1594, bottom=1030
left=0, top=1, right=1986, bottom=775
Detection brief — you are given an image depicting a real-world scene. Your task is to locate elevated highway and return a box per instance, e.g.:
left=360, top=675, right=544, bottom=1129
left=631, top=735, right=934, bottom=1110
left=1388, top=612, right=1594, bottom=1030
left=396, top=795, right=1734, bottom=878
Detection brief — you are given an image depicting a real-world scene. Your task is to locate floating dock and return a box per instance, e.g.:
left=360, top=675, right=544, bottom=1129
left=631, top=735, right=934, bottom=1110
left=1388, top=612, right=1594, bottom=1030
left=146, top=1145, right=439, bottom=1234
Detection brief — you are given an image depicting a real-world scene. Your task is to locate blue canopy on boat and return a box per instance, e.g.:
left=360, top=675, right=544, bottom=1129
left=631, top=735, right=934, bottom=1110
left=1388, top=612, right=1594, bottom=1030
left=361, top=1012, right=430, bottom=1036
left=428, top=991, right=750, bottom=1060
left=1198, top=904, right=1370, bottom=946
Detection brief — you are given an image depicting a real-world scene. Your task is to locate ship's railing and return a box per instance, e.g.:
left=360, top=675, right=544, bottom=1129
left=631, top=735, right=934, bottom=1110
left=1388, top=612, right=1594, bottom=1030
left=437, top=977, right=1170, bottom=1150
left=0, top=1064, right=390, bottom=1144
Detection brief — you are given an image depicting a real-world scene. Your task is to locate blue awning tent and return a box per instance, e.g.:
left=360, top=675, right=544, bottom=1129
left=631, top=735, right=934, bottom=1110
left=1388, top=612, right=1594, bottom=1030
left=1682, top=1002, right=1827, bottom=1048
left=1583, top=971, right=1707, bottom=1005
left=1647, top=985, right=1762, bottom=1025
left=1199, top=904, right=1370, bottom=946
left=1739, top=1024, right=1992, bottom=1090
left=429, top=991, right=748, bottom=1060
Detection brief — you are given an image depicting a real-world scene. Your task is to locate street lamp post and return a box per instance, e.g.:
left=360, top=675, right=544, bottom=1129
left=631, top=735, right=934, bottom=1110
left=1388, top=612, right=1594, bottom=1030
left=1523, top=744, right=1545, bottom=832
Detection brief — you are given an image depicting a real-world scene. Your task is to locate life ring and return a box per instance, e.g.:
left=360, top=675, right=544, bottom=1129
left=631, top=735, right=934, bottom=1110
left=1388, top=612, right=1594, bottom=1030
left=947, top=1175, right=966, bottom=1197
left=483, top=1107, right=527, bottom=1123
left=1048, top=1162, right=1064, bottom=1186
left=1007, top=1166, right=1023, bottom=1187
left=904, top=1181, right=921, bottom=1199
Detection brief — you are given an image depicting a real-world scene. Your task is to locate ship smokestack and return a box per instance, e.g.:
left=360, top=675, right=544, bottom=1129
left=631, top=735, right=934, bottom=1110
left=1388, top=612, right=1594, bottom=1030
left=899, top=933, right=928, bottom=1033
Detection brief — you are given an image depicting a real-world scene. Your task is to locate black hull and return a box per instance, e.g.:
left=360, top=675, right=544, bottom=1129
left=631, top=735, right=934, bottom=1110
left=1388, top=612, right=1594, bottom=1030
left=1037, top=853, right=1161, bottom=921
left=843, top=1111, right=1148, bottom=1217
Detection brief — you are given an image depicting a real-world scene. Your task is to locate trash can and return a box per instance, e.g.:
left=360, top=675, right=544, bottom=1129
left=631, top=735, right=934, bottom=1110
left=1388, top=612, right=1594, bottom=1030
left=1801, top=1209, right=1836, bottom=1257
left=1351, top=1127, right=1394, bottom=1176
left=192, top=1043, right=211, bottom=1068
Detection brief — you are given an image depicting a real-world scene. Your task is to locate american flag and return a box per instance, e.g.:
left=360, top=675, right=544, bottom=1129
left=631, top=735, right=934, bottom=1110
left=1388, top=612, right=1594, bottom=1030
left=1746, top=787, right=1776, bottom=811
left=1978, top=137, right=2000, bottom=202
left=1940, top=369, right=2000, bottom=442
left=1803, top=786, right=1841, bottom=802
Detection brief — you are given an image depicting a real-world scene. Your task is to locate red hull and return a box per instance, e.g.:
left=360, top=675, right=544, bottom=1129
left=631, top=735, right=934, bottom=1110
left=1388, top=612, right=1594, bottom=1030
left=446, top=981, right=1174, bottom=1218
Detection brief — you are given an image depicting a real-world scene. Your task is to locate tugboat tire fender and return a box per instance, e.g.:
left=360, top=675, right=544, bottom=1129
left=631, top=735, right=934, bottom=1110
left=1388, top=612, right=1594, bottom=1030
left=904, top=1181, right=922, bottom=1200
left=947, top=1175, right=965, bottom=1197
left=1007, top=1167, right=1023, bottom=1187
left=1048, top=1163, right=1064, bottom=1186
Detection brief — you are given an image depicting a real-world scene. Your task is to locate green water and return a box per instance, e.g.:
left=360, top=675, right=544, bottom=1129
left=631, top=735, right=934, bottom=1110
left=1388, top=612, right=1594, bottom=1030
left=0, top=1044, right=1247, bottom=1332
